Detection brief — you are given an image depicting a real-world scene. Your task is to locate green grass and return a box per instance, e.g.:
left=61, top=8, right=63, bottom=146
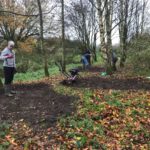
left=12, top=63, right=82, bottom=82
left=53, top=80, right=150, bottom=149
left=0, top=51, right=102, bottom=83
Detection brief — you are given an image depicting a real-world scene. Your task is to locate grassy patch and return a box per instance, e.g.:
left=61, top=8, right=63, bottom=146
left=54, top=83, right=150, bottom=149
left=14, top=63, right=82, bottom=82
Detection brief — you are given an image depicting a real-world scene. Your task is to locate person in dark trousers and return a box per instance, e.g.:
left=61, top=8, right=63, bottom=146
left=0, top=41, right=16, bottom=97
left=84, top=49, right=91, bottom=66
left=112, top=50, right=118, bottom=71
left=81, top=49, right=92, bottom=69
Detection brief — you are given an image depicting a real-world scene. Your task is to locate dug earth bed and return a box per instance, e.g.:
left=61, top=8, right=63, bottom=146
left=0, top=81, right=77, bottom=130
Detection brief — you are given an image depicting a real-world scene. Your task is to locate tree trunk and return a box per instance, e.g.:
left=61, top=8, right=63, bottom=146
left=80, top=0, right=90, bottom=48
left=97, top=0, right=113, bottom=74
left=37, top=0, right=49, bottom=76
left=141, top=0, right=147, bottom=34
left=93, top=33, right=97, bottom=62
left=91, top=3, right=98, bottom=62
left=119, top=0, right=129, bottom=68
left=61, top=0, right=66, bottom=72
left=96, top=0, right=106, bottom=58
left=135, top=0, right=140, bottom=38
left=105, top=0, right=113, bottom=72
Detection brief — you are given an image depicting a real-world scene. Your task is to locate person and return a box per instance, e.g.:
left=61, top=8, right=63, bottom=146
left=81, top=54, right=89, bottom=69
left=112, top=50, right=118, bottom=71
left=0, top=41, right=17, bottom=97
left=81, top=49, right=92, bottom=69
left=84, top=49, right=91, bottom=66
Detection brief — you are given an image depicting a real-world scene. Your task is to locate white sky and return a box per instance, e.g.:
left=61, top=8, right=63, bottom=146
left=4, top=0, right=150, bottom=45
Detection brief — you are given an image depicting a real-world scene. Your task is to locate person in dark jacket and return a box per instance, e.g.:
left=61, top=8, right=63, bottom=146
left=81, top=49, right=92, bottom=69
left=84, top=49, right=91, bottom=66
left=112, top=50, right=118, bottom=71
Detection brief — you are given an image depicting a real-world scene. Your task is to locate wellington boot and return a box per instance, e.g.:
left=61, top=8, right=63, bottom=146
left=4, top=85, right=13, bottom=97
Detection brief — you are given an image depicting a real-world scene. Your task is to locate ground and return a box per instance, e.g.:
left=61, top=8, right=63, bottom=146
left=0, top=67, right=150, bottom=149
left=0, top=81, right=76, bottom=128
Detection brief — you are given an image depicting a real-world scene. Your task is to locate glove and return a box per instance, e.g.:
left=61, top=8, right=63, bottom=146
left=4, top=54, right=14, bottom=59
left=7, top=54, right=14, bottom=59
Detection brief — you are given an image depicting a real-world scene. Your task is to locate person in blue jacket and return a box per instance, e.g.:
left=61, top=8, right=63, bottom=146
left=81, top=49, right=91, bottom=69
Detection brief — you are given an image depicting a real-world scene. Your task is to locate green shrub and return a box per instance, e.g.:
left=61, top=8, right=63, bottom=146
left=17, top=61, right=29, bottom=73
left=127, top=34, right=150, bottom=75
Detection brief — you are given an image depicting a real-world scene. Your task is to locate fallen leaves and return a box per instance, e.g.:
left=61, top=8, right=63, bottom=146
left=54, top=87, right=150, bottom=149
left=0, top=69, right=150, bottom=149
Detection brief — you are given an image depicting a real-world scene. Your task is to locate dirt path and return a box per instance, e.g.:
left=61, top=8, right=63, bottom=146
left=0, top=82, right=77, bottom=130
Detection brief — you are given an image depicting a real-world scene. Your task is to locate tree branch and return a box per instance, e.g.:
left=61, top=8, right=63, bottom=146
left=0, top=9, right=55, bottom=17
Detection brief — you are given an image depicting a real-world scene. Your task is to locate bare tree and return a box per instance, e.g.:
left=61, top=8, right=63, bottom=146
left=67, top=0, right=99, bottom=61
left=118, top=0, right=130, bottom=67
left=61, top=0, right=66, bottom=72
left=96, top=0, right=115, bottom=72
left=141, top=0, right=146, bottom=34
left=0, top=0, right=39, bottom=42
left=37, top=0, right=49, bottom=76
left=118, top=0, right=149, bottom=67
left=140, top=0, right=148, bottom=34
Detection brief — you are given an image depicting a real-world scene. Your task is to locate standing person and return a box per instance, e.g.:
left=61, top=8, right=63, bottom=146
left=81, top=49, right=92, bottom=69
left=81, top=51, right=88, bottom=69
left=0, top=41, right=16, bottom=97
left=84, top=49, right=91, bottom=66
left=112, top=50, right=118, bottom=71
left=81, top=54, right=88, bottom=69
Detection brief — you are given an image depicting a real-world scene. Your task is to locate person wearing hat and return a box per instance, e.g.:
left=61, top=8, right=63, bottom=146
left=0, top=41, right=17, bottom=97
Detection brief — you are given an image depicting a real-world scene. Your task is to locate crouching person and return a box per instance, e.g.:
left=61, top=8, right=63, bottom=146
left=0, top=41, right=17, bottom=97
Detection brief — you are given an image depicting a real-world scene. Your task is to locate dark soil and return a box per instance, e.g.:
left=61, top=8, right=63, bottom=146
left=75, top=76, right=150, bottom=90
left=0, top=82, right=77, bottom=130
